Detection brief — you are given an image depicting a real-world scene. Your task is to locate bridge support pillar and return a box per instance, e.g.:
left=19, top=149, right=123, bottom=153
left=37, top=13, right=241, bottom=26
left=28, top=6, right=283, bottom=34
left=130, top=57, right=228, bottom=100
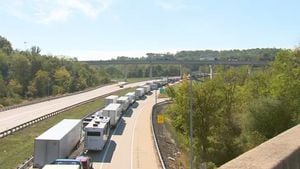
left=180, top=64, right=183, bottom=79
left=149, top=64, right=153, bottom=79
left=247, top=65, right=252, bottom=75
left=124, top=65, right=128, bottom=81
left=209, top=65, right=213, bottom=79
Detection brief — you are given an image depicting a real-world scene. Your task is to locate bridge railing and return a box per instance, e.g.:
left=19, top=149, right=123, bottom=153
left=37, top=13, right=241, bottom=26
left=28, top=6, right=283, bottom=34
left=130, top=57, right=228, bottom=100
left=219, top=124, right=300, bottom=169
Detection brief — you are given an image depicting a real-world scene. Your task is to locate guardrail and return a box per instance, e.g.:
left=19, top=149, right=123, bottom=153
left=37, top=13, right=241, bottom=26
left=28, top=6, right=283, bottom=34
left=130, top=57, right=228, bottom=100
left=17, top=156, right=33, bottom=169
left=151, top=99, right=173, bottom=169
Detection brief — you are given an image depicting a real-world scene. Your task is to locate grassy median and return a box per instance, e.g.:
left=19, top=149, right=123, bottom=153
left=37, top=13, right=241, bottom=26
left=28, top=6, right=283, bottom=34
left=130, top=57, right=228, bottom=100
left=0, top=88, right=135, bottom=169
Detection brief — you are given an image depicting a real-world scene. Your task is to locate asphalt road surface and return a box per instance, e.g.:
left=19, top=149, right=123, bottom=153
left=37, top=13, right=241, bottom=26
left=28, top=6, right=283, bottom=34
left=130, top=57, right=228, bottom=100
left=88, top=92, right=164, bottom=169
left=0, top=81, right=153, bottom=133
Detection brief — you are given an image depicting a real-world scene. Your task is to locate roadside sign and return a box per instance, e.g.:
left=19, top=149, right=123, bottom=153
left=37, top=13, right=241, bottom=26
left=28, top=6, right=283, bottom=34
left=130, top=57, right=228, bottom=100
left=157, top=114, right=164, bottom=124
left=159, top=88, right=165, bottom=94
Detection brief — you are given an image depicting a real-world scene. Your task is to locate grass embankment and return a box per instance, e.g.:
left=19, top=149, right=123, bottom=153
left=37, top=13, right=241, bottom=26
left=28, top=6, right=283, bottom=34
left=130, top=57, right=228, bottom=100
left=161, top=105, right=189, bottom=168
left=0, top=88, right=135, bottom=169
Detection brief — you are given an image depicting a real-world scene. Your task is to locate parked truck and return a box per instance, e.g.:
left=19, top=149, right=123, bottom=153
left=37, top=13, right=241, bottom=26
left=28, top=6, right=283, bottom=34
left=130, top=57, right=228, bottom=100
left=117, top=96, right=130, bottom=112
left=104, top=95, right=118, bottom=107
left=34, top=119, right=82, bottom=168
left=102, top=103, right=122, bottom=127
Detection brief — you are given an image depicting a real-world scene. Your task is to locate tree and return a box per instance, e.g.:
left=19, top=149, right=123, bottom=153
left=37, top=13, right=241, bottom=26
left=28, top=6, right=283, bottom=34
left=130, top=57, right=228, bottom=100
left=53, top=67, right=71, bottom=94
left=0, top=36, right=13, bottom=55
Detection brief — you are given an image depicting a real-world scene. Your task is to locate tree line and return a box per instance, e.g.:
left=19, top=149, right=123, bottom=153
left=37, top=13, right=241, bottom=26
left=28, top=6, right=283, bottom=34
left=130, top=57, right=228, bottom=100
left=165, top=49, right=300, bottom=168
left=0, top=36, right=110, bottom=107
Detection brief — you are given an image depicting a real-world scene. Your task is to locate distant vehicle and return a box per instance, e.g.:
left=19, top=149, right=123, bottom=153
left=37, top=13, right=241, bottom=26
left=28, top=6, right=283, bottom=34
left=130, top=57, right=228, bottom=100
left=199, top=57, right=217, bottom=61
left=34, top=119, right=82, bottom=168
left=84, top=116, right=110, bottom=151
left=118, top=81, right=126, bottom=88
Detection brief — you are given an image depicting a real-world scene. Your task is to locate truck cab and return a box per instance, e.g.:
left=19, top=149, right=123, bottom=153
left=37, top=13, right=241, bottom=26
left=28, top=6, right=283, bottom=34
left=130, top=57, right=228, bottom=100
left=43, top=157, right=93, bottom=169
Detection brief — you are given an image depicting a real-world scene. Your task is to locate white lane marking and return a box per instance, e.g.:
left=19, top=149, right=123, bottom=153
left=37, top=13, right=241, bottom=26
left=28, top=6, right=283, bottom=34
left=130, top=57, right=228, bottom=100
left=99, top=117, right=123, bottom=169
left=130, top=99, right=149, bottom=169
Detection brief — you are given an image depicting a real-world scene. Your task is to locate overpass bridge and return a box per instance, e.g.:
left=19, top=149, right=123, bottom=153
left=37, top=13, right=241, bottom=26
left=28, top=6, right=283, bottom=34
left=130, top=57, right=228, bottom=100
left=84, top=60, right=268, bottom=66
left=84, top=60, right=269, bottom=80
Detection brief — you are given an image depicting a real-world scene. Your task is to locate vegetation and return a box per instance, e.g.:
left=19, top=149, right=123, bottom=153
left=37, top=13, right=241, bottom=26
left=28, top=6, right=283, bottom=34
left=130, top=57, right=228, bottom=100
left=0, top=87, right=135, bottom=169
left=0, top=36, right=110, bottom=107
left=165, top=49, right=300, bottom=168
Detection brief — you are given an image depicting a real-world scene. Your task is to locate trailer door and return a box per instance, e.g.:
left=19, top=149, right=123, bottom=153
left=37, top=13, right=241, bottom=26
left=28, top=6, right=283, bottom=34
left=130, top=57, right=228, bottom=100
left=46, top=140, right=59, bottom=164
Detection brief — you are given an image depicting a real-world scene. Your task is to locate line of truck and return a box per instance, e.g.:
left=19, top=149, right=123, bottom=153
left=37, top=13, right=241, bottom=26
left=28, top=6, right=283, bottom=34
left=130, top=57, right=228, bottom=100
left=32, top=79, right=176, bottom=169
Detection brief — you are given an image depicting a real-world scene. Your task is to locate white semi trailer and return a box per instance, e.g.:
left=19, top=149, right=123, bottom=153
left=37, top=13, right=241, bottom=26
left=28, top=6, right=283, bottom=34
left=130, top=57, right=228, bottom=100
left=125, top=92, right=136, bottom=104
left=117, top=96, right=130, bottom=112
left=104, top=95, right=118, bottom=107
left=102, top=103, right=122, bottom=127
left=142, top=85, right=151, bottom=94
left=34, top=119, right=82, bottom=168
left=135, top=88, right=145, bottom=99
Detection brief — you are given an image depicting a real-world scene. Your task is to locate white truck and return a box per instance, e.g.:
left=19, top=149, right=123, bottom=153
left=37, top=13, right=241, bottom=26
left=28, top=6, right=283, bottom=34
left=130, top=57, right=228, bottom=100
left=84, top=116, right=110, bottom=151
left=117, top=96, right=130, bottom=112
left=104, top=95, right=118, bottom=107
left=142, top=85, right=151, bottom=94
left=150, top=83, right=158, bottom=90
left=135, top=88, right=145, bottom=99
left=125, top=92, right=136, bottom=104
left=34, top=119, right=82, bottom=168
left=102, top=103, right=122, bottom=127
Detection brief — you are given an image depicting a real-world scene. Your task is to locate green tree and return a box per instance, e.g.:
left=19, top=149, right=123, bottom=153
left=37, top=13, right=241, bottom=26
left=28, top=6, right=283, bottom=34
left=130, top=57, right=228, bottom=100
left=53, top=67, right=71, bottom=94
left=0, top=36, right=13, bottom=55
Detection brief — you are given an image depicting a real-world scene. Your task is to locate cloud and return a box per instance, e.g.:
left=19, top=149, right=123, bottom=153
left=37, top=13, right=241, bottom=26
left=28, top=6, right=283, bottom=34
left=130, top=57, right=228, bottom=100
left=2, top=0, right=112, bottom=24
left=156, top=0, right=186, bottom=11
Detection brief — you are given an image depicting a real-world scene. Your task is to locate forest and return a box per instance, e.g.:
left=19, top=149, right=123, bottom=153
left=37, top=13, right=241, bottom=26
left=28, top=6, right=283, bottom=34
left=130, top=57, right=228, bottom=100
left=165, top=48, right=300, bottom=168
left=0, top=36, right=110, bottom=107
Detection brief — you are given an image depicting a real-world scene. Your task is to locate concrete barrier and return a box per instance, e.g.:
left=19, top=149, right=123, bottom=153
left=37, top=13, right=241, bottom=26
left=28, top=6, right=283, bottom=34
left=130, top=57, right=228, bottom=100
left=219, top=125, right=300, bottom=169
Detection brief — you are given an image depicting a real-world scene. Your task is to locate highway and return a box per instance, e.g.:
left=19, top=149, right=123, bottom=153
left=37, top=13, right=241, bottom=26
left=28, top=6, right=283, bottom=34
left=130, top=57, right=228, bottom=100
left=0, top=81, right=153, bottom=133
left=88, top=92, right=164, bottom=169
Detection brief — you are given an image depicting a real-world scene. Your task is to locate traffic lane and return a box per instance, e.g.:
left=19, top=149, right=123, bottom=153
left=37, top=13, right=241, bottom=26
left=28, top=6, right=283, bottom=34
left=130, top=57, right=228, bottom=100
left=92, top=99, right=149, bottom=169
left=0, top=80, right=153, bottom=132
left=133, top=94, right=163, bottom=169
left=91, top=94, right=160, bottom=169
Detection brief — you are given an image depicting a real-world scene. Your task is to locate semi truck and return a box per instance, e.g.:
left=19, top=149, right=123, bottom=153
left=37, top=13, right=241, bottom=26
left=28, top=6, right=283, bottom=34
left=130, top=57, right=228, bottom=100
left=102, top=103, right=122, bottom=127
left=141, top=85, right=151, bottom=94
left=117, top=96, right=130, bottom=112
left=34, top=119, right=82, bottom=168
left=104, top=95, right=118, bottom=107
left=125, top=92, right=136, bottom=104
left=135, top=88, right=145, bottom=99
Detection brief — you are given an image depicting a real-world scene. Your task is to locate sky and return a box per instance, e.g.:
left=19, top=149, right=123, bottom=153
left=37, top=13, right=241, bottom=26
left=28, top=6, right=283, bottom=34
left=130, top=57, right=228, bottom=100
left=0, top=0, right=300, bottom=60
